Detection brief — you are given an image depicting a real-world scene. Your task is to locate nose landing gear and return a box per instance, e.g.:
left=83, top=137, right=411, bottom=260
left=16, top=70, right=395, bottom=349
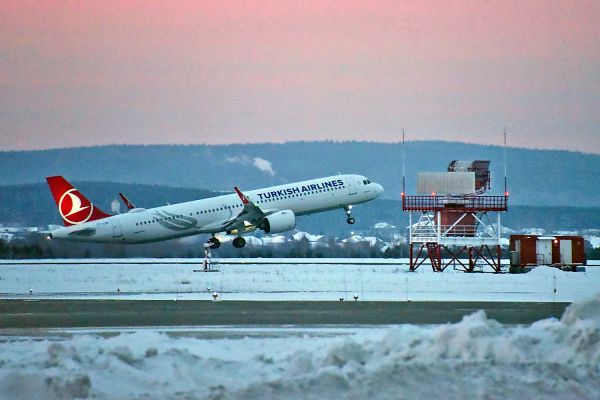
left=344, top=205, right=356, bottom=224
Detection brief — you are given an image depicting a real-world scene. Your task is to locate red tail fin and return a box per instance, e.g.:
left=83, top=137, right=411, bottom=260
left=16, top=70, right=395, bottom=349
left=46, top=176, right=111, bottom=226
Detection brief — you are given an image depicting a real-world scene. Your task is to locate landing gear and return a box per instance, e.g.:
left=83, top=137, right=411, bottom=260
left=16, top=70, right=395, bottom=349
left=208, top=236, right=221, bottom=249
left=232, top=236, right=246, bottom=248
left=344, top=205, right=356, bottom=224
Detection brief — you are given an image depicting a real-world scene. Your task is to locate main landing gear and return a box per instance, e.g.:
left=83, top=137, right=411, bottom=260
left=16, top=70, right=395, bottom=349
left=344, top=205, right=356, bottom=224
left=208, top=236, right=221, bottom=249
left=208, top=236, right=246, bottom=249
left=232, top=236, right=246, bottom=248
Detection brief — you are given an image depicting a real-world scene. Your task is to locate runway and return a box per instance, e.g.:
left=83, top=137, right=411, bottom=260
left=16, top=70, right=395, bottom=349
left=0, top=300, right=569, bottom=328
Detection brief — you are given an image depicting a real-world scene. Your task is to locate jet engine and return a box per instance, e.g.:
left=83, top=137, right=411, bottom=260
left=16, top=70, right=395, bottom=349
left=260, top=210, right=296, bottom=234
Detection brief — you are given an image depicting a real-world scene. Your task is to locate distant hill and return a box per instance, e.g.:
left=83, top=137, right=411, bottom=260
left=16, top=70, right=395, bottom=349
left=1, top=141, right=599, bottom=206
left=1, top=182, right=598, bottom=234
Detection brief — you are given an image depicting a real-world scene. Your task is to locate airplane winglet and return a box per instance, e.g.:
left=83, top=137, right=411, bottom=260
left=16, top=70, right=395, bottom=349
left=234, top=187, right=250, bottom=204
left=119, top=192, right=136, bottom=210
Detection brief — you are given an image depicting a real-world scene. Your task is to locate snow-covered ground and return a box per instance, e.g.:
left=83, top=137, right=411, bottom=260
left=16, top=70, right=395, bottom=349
left=0, top=259, right=598, bottom=302
left=1, top=295, right=599, bottom=400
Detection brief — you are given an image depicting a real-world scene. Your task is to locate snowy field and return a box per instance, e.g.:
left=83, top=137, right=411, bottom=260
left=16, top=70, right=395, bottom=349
left=0, top=258, right=599, bottom=302
left=1, top=296, right=599, bottom=400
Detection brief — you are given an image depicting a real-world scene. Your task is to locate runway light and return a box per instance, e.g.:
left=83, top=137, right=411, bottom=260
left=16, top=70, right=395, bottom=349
left=353, top=294, right=359, bottom=301
left=432, top=192, right=436, bottom=196
left=212, top=292, right=219, bottom=301
left=339, top=297, right=344, bottom=302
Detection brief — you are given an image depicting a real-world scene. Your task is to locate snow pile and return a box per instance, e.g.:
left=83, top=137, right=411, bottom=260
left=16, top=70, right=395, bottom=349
left=1, top=296, right=600, bottom=399
left=239, top=296, right=600, bottom=399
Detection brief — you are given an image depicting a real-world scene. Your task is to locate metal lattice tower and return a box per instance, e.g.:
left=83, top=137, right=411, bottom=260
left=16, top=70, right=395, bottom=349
left=403, top=161, right=508, bottom=272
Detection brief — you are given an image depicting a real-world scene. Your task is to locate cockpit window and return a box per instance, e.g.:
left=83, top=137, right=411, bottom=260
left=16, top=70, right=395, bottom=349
left=363, top=179, right=372, bottom=185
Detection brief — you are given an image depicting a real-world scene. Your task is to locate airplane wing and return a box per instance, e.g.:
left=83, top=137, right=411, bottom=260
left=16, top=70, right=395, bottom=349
left=223, top=187, right=267, bottom=232
left=205, top=187, right=268, bottom=234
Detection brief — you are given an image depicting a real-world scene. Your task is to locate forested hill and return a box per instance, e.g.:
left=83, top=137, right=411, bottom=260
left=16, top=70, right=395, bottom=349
left=1, top=141, right=599, bottom=206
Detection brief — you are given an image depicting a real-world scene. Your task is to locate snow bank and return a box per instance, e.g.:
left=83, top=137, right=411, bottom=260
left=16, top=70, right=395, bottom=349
left=1, top=296, right=600, bottom=399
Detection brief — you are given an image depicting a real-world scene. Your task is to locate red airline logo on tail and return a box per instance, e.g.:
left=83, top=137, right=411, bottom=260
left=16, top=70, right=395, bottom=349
left=59, top=189, right=94, bottom=224
left=46, top=176, right=111, bottom=226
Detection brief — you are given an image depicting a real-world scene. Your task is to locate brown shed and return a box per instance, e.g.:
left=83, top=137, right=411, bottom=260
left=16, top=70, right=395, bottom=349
left=551, top=236, right=586, bottom=266
left=509, top=235, right=538, bottom=266
left=510, top=234, right=586, bottom=270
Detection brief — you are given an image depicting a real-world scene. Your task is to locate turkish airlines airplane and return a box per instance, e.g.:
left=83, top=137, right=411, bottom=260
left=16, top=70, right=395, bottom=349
left=45, top=174, right=384, bottom=248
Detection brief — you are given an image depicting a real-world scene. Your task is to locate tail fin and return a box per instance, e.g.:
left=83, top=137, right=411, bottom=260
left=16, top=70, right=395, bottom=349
left=46, top=176, right=111, bottom=226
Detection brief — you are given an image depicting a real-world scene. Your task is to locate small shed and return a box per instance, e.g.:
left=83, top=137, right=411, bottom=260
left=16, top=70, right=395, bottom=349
left=552, top=235, right=586, bottom=265
left=509, top=234, right=586, bottom=271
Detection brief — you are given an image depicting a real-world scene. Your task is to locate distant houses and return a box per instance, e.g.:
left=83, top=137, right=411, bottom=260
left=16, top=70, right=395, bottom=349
left=0, top=224, right=41, bottom=242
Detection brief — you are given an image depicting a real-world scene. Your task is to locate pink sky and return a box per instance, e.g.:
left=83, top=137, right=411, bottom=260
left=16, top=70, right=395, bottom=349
left=1, top=0, right=599, bottom=152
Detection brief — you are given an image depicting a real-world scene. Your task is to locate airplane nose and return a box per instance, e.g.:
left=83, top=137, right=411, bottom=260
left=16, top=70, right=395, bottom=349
left=374, top=183, right=384, bottom=196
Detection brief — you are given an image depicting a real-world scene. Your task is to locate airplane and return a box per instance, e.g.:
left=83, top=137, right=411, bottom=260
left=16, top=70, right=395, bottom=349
left=44, top=174, right=384, bottom=248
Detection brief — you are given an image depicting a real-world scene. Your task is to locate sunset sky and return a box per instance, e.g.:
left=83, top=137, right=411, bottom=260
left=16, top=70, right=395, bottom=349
left=1, top=0, right=599, bottom=153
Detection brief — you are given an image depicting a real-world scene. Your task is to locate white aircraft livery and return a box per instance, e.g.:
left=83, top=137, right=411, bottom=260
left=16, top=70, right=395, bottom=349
left=46, top=174, right=384, bottom=248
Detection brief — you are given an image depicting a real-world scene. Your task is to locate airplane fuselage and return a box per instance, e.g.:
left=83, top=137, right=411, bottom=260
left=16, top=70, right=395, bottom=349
left=49, top=174, right=383, bottom=244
